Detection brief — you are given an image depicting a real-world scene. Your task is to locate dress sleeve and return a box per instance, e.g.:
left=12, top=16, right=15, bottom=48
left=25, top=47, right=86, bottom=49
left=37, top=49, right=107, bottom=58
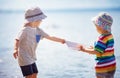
left=94, top=39, right=107, bottom=53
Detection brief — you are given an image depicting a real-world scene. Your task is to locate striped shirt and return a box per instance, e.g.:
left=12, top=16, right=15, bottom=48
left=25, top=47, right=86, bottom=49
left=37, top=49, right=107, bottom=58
left=94, top=33, right=116, bottom=73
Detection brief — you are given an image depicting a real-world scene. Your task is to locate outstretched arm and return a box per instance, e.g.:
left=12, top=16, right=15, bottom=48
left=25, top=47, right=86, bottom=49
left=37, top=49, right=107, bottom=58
left=78, top=45, right=101, bottom=55
left=45, top=36, right=65, bottom=44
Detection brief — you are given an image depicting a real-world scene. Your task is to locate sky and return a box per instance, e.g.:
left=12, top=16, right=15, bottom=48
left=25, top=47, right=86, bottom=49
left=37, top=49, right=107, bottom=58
left=0, top=0, right=120, bottom=10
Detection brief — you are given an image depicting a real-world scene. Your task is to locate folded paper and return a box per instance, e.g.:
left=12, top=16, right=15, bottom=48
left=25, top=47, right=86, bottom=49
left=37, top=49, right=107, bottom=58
left=66, top=41, right=80, bottom=50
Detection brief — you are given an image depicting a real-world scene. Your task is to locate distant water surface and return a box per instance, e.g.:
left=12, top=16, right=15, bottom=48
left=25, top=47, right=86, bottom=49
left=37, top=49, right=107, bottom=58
left=0, top=10, right=120, bottom=78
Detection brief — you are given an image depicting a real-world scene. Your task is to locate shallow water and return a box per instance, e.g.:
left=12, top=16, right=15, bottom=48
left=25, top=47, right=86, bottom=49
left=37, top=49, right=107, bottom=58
left=0, top=10, right=120, bottom=78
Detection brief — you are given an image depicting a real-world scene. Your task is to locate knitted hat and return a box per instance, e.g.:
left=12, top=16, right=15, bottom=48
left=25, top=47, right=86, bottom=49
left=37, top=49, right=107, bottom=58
left=25, top=7, right=47, bottom=22
left=92, top=12, right=113, bottom=32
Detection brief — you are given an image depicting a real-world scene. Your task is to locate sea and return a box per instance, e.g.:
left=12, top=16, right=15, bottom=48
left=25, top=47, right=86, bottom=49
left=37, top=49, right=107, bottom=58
left=0, top=5, right=120, bottom=78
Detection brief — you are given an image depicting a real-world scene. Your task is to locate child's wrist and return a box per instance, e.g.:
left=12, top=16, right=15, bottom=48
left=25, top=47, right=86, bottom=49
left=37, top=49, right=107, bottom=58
left=61, top=39, right=65, bottom=44
left=14, top=49, right=18, bottom=52
left=14, top=47, right=18, bottom=50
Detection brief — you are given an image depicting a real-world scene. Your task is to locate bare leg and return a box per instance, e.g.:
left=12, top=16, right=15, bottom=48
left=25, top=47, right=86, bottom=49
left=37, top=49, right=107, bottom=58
left=96, top=76, right=103, bottom=78
left=25, top=75, right=33, bottom=78
left=32, top=73, right=38, bottom=78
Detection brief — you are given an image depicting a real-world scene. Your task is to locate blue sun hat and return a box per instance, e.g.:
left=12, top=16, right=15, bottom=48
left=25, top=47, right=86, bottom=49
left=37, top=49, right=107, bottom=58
left=25, top=7, right=47, bottom=23
left=92, top=12, right=113, bottom=32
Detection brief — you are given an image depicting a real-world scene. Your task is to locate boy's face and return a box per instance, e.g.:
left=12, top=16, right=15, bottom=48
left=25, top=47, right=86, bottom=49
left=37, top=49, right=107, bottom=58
left=95, top=25, right=109, bottom=34
left=34, top=21, right=42, bottom=27
left=96, top=26, right=102, bottom=33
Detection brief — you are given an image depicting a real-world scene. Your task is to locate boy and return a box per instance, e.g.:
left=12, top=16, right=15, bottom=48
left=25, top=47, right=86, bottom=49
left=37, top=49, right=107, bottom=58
left=79, top=12, right=116, bottom=78
left=13, top=7, right=65, bottom=78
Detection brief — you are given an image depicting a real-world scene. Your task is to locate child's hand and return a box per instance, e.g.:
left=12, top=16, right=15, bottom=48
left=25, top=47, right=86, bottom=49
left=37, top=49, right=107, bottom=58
left=13, top=50, right=18, bottom=59
left=88, top=46, right=94, bottom=49
left=61, top=39, right=65, bottom=44
left=77, top=45, right=85, bottom=52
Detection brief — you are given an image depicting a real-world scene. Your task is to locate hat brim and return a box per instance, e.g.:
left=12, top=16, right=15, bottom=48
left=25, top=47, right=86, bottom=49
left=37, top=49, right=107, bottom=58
left=91, top=16, right=99, bottom=25
left=25, top=14, right=47, bottom=23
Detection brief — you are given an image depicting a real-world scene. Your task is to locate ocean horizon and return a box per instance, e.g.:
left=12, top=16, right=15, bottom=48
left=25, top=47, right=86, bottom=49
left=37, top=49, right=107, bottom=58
left=0, top=7, right=120, bottom=14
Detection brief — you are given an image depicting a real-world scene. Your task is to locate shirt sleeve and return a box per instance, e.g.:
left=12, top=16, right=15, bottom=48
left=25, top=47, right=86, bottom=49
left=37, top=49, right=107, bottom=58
left=94, top=39, right=107, bottom=53
left=37, top=28, right=49, bottom=39
left=16, top=29, right=26, bottom=41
